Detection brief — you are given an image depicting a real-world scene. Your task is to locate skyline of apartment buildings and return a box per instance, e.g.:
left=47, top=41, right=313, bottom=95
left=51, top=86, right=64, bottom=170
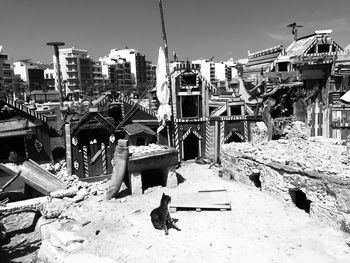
left=1, top=43, right=245, bottom=98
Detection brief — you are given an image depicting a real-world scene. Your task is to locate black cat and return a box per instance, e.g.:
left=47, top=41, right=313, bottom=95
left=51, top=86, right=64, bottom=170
left=150, top=193, right=181, bottom=235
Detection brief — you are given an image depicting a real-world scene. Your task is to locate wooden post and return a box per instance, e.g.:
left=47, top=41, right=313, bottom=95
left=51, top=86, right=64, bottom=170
left=106, top=139, right=129, bottom=200
left=65, top=124, right=72, bottom=176
left=23, top=137, right=29, bottom=159
left=158, top=0, right=174, bottom=147
left=83, top=145, right=89, bottom=178
left=101, top=143, right=107, bottom=174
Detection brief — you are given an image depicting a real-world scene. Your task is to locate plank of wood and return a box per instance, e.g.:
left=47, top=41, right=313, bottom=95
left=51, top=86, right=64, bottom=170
left=20, top=159, right=67, bottom=196
left=170, top=204, right=231, bottom=210
left=170, top=190, right=231, bottom=211
left=198, top=189, right=227, bottom=193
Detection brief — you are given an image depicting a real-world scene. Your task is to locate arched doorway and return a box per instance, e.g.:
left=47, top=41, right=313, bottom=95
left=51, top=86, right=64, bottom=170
left=183, top=132, right=199, bottom=160
left=224, top=130, right=244, bottom=144
left=226, top=132, right=243, bottom=143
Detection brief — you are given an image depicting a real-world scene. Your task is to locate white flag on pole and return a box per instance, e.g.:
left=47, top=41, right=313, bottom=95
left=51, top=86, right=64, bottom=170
left=156, top=47, right=171, bottom=134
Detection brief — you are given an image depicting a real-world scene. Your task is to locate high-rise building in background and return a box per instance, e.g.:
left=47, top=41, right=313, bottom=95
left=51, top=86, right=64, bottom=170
left=0, top=46, right=14, bottom=89
left=44, top=67, right=56, bottom=89
left=108, top=48, right=151, bottom=89
left=192, top=59, right=216, bottom=83
left=55, top=47, right=92, bottom=95
left=99, top=56, right=133, bottom=91
left=13, top=60, right=45, bottom=91
left=92, top=60, right=104, bottom=88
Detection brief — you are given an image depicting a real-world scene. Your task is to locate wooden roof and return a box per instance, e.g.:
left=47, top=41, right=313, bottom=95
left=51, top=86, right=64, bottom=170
left=0, top=97, right=48, bottom=123
left=244, top=45, right=284, bottom=76
left=123, top=123, right=156, bottom=136
left=333, top=51, right=350, bottom=75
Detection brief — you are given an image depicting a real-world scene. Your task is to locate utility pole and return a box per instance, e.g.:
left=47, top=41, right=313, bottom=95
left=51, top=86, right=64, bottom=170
left=47, top=42, right=65, bottom=109
left=158, top=0, right=174, bottom=147
left=287, top=22, right=303, bottom=41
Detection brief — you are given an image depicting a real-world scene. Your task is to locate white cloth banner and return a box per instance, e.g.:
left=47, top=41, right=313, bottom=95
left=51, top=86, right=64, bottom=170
left=156, top=47, right=171, bottom=134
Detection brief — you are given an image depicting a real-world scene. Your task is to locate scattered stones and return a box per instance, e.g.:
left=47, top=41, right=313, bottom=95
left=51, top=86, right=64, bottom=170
left=41, top=199, right=70, bottom=219
left=129, top=143, right=168, bottom=156
left=221, top=133, right=350, bottom=233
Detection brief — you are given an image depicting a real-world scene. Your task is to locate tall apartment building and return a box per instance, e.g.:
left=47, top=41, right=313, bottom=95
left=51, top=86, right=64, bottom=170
left=0, top=46, right=14, bottom=88
left=13, top=60, right=45, bottom=90
left=147, top=62, right=156, bottom=85
left=100, top=56, right=132, bottom=91
left=192, top=59, right=216, bottom=82
left=44, top=68, right=56, bottom=88
left=92, top=60, right=104, bottom=87
left=108, top=48, right=150, bottom=88
left=110, top=58, right=132, bottom=91
left=55, top=47, right=93, bottom=94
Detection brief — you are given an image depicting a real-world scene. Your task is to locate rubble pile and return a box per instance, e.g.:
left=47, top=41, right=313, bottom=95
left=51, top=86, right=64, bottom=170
left=40, top=161, right=109, bottom=201
left=225, top=136, right=350, bottom=179
left=251, top=122, right=268, bottom=144
left=129, top=143, right=169, bottom=156
left=221, top=125, right=350, bottom=232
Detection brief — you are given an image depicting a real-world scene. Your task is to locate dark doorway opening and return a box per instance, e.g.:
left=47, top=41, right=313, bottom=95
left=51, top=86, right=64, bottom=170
left=0, top=136, right=26, bottom=162
left=289, top=189, right=311, bottom=213
left=226, top=132, right=243, bottom=143
left=52, top=147, right=65, bottom=161
left=108, top=104, right=123, bottom=124
left=183, top=132, right=199, bottom=160
left=249, top=173, right=261, bottom=189
left=141, top=168, right=165, bottom=192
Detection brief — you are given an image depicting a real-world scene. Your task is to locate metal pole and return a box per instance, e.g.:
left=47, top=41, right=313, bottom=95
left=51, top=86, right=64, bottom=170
left=158, top=0, right=174, bottom=147
left=47, top=42, right=65, bottom=109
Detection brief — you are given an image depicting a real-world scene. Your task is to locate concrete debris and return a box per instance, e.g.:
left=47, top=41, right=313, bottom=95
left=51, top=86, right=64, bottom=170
left=129, top=143, right=168, bottom=156
left=221, top=132, right=350, bottom=233
left=39, top=160, right=110, bottom=201
left=41, top=199, right=71, bottom=219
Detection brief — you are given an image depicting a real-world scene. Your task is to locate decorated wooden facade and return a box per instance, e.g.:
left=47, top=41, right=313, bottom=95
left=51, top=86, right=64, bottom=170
left=68, top=92, right=168, bottom=178
left=68, top=109, right=117, bottom=178
left=0, top=97, right=52, bottom=163
left=171, top=62, right=260, bottom=162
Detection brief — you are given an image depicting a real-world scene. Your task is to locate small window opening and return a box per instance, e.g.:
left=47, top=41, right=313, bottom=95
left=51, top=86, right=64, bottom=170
left=318, top=44, right=330, bottom=53
left=249, top=173, right=261, bottom=189
left=277, top=62, right=289, bottom=72
left=289, top=189, right=311, bottom=213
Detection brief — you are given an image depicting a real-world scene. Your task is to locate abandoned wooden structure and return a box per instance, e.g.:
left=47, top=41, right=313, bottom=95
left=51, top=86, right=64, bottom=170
left=241, top=30, right=350, bottom=140
left=0, top=97, right=52, bottom=163
left=170, top=62, right=261, bottom=162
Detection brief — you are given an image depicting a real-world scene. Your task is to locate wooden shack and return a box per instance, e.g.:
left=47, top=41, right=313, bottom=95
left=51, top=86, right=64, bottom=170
left=123, top=123, right=156, bottom=146
left=68, top=108, right=116, bottom=178
left=0, top=97, right=52, bottom=163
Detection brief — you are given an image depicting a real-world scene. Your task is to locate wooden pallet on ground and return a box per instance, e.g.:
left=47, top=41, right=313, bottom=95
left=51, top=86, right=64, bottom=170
left=169, top=189, right=231, bottom=212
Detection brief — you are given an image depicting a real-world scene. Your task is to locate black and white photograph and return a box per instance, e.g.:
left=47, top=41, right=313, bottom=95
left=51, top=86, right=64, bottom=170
left=0, top=0, right=350, bottom=262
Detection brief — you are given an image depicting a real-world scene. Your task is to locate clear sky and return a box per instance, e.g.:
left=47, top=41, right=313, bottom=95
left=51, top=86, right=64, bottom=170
left=1, top=0, right=349, bottom=64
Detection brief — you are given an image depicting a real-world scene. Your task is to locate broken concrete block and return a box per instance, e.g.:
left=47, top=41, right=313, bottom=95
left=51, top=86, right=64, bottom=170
left=50, top=187, right=78, bottom=199
left=50, top=229, right=85, bottom=249
left=41, top=199, right=70, bottom=219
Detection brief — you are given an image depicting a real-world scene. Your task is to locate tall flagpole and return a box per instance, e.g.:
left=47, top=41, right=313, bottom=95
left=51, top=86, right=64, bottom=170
left=158, top=0, right=174, bottom=146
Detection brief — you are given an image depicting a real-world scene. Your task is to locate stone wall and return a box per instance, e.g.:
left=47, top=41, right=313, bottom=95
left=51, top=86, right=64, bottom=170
left=220, top=137, right=350, bottom=233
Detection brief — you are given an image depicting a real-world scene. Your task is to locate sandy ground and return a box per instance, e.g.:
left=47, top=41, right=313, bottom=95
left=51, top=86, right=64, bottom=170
left=56, top=161, right=350, bottom=263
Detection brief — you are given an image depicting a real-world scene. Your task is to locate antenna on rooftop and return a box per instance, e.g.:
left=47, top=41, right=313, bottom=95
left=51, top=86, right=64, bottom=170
left=287, top=22, right=303, bottom=41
